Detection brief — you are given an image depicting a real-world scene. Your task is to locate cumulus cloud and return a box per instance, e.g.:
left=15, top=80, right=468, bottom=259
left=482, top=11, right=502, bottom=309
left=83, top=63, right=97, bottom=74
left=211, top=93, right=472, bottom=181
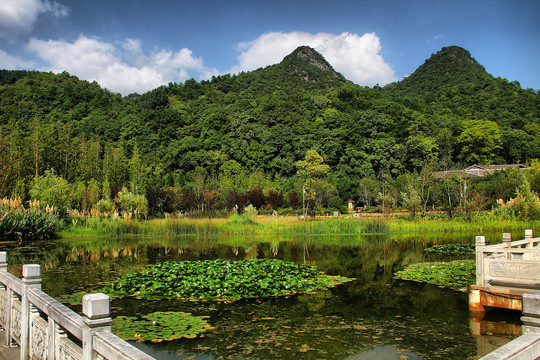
left=0, top=49, right=34, bottom=68
left=0, top=0, right=69, bottom=37
left=26, top=35, right=218, bottom=95
left=231, top=31, right=396, bottom=86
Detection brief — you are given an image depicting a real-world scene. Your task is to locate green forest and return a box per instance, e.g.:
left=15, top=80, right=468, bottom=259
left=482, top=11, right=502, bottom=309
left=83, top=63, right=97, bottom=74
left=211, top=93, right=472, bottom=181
left=1, top=45, right=539, bottom=219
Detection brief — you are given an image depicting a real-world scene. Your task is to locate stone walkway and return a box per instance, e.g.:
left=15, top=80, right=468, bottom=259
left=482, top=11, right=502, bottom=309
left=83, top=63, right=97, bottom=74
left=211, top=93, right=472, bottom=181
left=0, top=330, right=20, bottom=359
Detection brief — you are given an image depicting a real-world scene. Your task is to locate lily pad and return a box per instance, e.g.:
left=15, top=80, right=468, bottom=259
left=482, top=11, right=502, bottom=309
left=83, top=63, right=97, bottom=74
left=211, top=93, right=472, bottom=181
left=103, top=259, right=355, bottom=301
left=394, top=260, right=475, bottom=290
left=112, top=311, right=214, bottom=342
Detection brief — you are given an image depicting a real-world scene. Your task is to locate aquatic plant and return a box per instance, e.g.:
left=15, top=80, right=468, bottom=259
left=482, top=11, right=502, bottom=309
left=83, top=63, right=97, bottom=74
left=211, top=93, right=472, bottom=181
left=104, top=259, right=354, bottom=301
left=0, top=198, right=58, bottom=240
left=112, top=311, right=214, bottom=342
left=425, top=243, right=476, bottom=256
left=394, top=260, right=476, bottom=290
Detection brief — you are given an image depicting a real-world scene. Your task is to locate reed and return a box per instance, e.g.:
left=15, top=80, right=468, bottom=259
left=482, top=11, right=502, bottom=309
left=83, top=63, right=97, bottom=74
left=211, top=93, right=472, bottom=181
left=0, top=198, right=58, bottom=241
left=58, top=212, right=540, bottom=238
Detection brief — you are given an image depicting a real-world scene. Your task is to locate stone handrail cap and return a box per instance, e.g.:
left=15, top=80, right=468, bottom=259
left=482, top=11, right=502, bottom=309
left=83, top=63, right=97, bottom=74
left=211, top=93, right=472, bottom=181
left=83, top=293, right=110, bottom=319
left=22, top=264, right=41, bottom=278
left=522, top=291, right=540, bottom=317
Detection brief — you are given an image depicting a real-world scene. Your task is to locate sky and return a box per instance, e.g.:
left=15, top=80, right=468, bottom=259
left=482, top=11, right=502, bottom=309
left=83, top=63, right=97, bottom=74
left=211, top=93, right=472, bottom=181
left=0, top=0, right=539, bottom=95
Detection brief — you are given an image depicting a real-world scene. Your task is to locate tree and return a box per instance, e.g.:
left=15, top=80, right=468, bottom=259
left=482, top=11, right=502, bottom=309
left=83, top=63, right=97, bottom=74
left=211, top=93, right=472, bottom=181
left=357, top=177, right=379, bottom=208
left=296, top=150, right=330, bottom=219
left=267, top=189, right=284, bottom=210
left=226, top=190, right=247, bottom=213
left=312, top=179, right=338, bottom=208
left=203, top=189, right=220, bottom=218
left=29, top=170, right=71, bottom=212
left=287, top=191, right=301, bottom=210
left=115, top=187, right=148, bottom=219
left=401, top=183, right=422, bottom=219
left=246, top=188, right=265, bottom=209
left=180, top=190, right=196, bottom=214
left=457, top=120, right=502, bottom=164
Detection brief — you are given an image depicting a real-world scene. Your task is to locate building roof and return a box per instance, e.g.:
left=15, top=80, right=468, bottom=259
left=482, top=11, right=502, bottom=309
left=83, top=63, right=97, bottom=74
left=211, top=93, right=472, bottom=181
left=433, top=164, right=529, bottom=179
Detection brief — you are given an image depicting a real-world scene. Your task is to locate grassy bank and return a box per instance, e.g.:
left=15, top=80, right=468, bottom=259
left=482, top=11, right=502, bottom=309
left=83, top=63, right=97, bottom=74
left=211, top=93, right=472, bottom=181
left=59, top=213, right=540, bottom=238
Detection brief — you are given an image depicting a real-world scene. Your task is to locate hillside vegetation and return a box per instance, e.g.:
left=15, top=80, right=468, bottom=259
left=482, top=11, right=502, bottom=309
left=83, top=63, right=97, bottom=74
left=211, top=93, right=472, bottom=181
left=0, top=45, right=539, bottom=218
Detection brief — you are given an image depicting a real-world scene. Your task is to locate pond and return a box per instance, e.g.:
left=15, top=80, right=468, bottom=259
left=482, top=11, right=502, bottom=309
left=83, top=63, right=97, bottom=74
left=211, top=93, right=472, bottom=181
left=0, top=231, right=525, bottom=359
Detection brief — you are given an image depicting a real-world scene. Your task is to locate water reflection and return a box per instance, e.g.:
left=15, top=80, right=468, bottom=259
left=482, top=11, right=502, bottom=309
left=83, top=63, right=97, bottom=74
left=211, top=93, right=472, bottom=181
left=0, top=232, right=524, bottom=359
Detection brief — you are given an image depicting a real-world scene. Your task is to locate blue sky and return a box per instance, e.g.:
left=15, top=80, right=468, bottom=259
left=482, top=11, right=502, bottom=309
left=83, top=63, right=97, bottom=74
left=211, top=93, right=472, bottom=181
left=1, top=0, right=539, bottom=95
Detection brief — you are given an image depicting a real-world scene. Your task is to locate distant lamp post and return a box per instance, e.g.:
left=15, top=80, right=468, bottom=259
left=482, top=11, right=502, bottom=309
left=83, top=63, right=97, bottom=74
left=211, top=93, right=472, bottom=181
left=302, top=185, right=305, bottom=220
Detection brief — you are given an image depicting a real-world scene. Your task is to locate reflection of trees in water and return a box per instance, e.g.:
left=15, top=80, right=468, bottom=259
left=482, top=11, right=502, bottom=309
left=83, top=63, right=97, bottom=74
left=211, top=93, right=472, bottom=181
left=1, top=233, right=491, bottom=359
left=125, top=288, right=475, bottom=360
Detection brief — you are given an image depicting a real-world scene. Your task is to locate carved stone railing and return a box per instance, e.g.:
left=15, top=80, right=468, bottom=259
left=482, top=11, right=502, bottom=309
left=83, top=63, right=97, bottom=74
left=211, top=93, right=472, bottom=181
left=475, top=230, right=540, bottom=289
left=0, top=251, right=156, bottom=360
left=480, top=291, right=540, bottom=359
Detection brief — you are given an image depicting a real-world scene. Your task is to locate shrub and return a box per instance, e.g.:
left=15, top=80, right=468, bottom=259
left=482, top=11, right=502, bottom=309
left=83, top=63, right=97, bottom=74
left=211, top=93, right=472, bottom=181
left=29, top=170, right=70, bottom=213
left=496, top=179, right=540, bottom=220
left=0, top=198, right=58, bottom=240
left=115, top=187, right=148, bottom=219
left=94, top=198, right=116, bottom=214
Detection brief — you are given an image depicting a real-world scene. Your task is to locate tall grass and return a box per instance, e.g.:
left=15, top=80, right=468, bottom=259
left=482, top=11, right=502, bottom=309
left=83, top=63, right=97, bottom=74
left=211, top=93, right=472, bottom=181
left=58, top=212, right=540, bottom=238
left=0, top=198, right=58, bottom=240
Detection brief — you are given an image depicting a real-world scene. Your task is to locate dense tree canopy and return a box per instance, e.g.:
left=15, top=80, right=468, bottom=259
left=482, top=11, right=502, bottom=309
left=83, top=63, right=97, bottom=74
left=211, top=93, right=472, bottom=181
left=0, top=45, right=538, bottom=216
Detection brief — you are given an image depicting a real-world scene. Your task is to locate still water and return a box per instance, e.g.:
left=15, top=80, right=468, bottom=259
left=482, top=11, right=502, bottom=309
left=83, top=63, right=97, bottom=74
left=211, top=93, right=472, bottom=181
left=1, top=232, right=524, bottom=359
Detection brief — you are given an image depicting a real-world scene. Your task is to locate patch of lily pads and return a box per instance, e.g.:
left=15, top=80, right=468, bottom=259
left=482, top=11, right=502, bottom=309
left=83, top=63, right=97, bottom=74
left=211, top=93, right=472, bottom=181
left=103, top=258, right=355, bottom=301
left=112, top=311, right=214, bottom=342
left=425, top=242, right=496, bottom=256
left=394, top=260, right=476, bottom=290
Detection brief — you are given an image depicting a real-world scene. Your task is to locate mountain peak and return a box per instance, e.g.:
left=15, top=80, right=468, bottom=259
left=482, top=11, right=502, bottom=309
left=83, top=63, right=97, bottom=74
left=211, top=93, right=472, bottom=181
left=429, top=46, right=480, bottom=67
left=286, top=46, right=335, bottom=72
left=384, top=45, right=489, bottom=97
left=278, top=46, right=345, bottom=82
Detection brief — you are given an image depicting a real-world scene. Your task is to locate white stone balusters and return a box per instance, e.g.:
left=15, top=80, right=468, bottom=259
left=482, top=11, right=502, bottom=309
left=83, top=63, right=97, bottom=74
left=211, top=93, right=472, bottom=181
left=82, top=293, right=112, bottom=360
left=20, top=264, right=41, bottom=360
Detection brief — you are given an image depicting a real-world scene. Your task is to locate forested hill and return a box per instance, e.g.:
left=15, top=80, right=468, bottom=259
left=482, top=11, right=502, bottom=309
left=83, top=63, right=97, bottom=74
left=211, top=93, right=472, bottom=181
left=0, top=45, right=539, bottom=208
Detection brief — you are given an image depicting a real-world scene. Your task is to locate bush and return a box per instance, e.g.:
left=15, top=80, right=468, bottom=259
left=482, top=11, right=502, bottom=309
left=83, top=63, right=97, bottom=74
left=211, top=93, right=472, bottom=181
left=495, top=179, right=540, bottom=220
left=115, top=187, right=148, bottom=219
left=0, top=198, right=58, bottom=240
left=94, top=198, right=116, bottom=214
left=29, top=170, right=71, bottom=213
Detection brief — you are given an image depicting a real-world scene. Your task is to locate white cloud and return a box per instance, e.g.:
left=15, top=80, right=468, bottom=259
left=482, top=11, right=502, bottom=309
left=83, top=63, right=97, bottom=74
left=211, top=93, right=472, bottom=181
left=0, top=49, right=34, bottom=68
left=26, top=35, right=218, bottom=94
left=0, top=0, right=68, bottom=37
left=231, top=31, right=396, bottom=86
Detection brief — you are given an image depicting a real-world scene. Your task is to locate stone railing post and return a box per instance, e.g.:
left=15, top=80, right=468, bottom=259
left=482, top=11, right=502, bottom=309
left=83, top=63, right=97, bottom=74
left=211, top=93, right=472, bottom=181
left=0, top=252, right=7, bottom=272
left=524, top=230, right=534, bottom=260
left=82, top=293, right=111, bottom=360
left=503, top=233, right=511, bottom=259
left=20, top=264, right=41, bottom=360
left=521, top=291, right=540, bottom=334
left=476, top=236, right=486, bottom=286
left=0, top=252, right=9, bottom=347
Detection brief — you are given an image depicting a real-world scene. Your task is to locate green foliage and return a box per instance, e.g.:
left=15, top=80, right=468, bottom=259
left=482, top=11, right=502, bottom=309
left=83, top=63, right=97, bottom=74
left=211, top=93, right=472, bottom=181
left=228, top=212, right=257, bottom=226
left=115, top=187, right=148, bottom=219
left=394, top=260, right=476, bottom=290
left=29, top=170, right=71, bottom=212
left=425, top=243, right=475, bottom=256
left=0, top=44, right=539, bottom=216
left=457, top=120, right=502, bottom=164
left=498, top=179, right=540, bottom=220
left=0, top=199, right=58, bottom=240
left=94, top=198, right=116, bottom=214
left=103, top=259, right=354, bottom=301
left=112, top=312, right=214, bottom=342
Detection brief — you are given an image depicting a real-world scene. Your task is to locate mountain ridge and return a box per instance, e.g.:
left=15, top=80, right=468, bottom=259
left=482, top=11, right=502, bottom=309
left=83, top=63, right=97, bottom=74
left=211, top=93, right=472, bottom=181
left=0, top=45, right=538, bottom=203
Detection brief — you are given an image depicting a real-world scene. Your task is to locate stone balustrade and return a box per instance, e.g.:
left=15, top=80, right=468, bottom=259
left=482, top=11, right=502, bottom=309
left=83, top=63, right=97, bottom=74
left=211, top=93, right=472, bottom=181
left=475, top=230, right=540, bottom=289
left=0, top=251, right=155, bottom=360
left=481, top=291, right=540, bottom=359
